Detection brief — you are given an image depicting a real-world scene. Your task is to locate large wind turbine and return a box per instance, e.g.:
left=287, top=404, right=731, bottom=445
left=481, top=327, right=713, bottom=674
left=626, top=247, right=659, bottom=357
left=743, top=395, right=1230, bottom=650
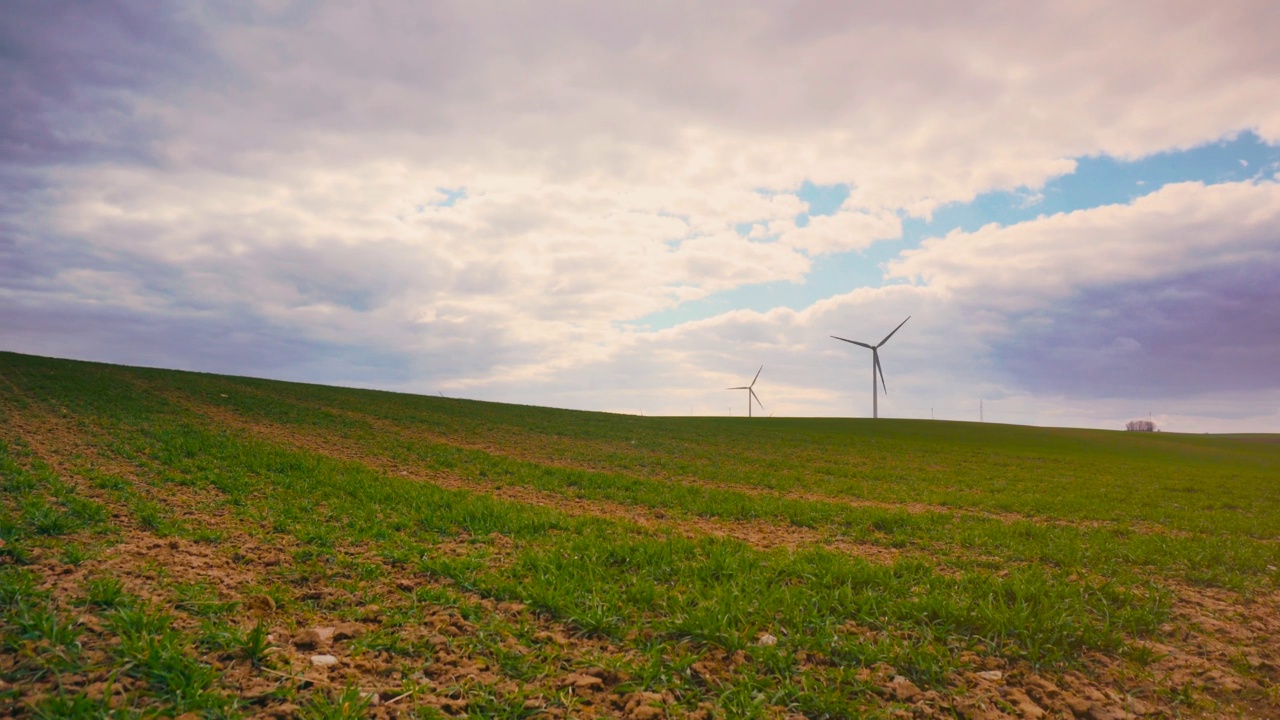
left=831, top=317, right=910, bottom=419
left=727, top=365, right=764, bottom=418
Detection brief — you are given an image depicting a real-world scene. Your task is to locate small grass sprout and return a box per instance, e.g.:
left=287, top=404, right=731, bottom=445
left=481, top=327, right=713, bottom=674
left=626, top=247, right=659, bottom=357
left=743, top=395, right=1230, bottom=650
left=299, top=684, right=372, bottom=720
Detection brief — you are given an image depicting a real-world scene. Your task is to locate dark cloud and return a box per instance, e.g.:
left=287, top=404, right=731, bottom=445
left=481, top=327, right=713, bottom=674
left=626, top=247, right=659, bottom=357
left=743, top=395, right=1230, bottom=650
left=0, top=299, right=412, bottom=383
left=248, top=239, right=443, bottom=313
left=994, top=259, right=1280, bottom=399
left=0, top=212, right=127, bottom=295
left=0, top=287, right=530, bottom=392
left=0, top=222, right=506, bottom=386
left=0, top=0, right=215, bottom=166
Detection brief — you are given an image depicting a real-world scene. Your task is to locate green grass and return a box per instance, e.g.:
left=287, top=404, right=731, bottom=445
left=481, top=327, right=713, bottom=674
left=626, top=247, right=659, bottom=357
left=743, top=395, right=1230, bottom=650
left=1, top=350, right=1276, bottom=718
left=103, top=369, right=1278, bottom=589
left=80, top=576, right=128, bottom=609
left=177, top=362, right=1277, bottom=532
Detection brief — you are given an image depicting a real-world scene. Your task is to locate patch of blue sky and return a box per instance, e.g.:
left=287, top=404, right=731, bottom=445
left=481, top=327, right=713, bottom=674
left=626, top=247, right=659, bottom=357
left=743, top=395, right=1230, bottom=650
left=630, top=131, right=1279, bottom=330
left=909, top=130, right=1280, bottom=239
left=795, top=180, right=850, bottom=222
left=416, top=187, right=466, bottom=212
left=734, top=181, right=850, bottom=238
left=437, top=187, right=467, bottom=206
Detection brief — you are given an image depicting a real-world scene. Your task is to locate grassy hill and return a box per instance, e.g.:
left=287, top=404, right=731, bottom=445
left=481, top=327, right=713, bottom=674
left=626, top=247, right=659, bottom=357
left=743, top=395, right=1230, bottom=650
left=1, top=351, right=1277, bottom=718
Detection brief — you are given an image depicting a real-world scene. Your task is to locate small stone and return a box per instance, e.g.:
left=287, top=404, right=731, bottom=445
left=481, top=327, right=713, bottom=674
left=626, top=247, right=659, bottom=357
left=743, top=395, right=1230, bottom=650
left=757, top=633, right=778, bottom=647
left=977, top=670, right=1003, bottom=681
left=309, top=654, right=339, bottom=667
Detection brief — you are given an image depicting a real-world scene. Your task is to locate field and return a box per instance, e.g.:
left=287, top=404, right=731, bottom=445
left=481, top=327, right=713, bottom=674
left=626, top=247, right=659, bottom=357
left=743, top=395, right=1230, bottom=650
left=1, top=351, right=1278, bottom=719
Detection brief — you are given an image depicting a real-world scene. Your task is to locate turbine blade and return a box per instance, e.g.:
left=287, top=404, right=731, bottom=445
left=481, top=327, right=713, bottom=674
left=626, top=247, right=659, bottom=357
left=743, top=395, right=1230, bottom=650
left=727, top=386, right=749, bottom=390
left=876, top=316, right=911, bottom=348
left=831, top=335, right=874, bottom=349
left=750, top=388, right=764, bottom=411
left=751, top=365, right=763, bottom=388
left=875, top=352, right=887, bottom=395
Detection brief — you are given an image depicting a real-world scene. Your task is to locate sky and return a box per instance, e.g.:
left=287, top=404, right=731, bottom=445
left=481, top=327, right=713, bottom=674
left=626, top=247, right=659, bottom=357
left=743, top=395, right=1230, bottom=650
left=3, top=1, right=1280, bottom=432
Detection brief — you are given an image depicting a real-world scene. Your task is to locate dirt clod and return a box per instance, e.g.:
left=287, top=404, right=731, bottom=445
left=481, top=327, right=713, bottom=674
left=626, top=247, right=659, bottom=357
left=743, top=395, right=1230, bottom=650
left=333, top=622, right=364, bottom=640
left=294, top=626, right=336, bottom=649
left=562, top=672, right=606, bottom=690
left=888, top=675, right=922, bottom=702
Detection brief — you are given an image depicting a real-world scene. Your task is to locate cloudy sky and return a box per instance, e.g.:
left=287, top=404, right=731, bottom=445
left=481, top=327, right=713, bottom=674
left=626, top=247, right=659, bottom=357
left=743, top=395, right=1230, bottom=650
left=4, top=1, right=1280, bottom=431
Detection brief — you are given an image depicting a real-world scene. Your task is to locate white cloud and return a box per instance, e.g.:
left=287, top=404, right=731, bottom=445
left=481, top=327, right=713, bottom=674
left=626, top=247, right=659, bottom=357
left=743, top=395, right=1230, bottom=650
left=449, top=178, right=1280, bottom=429
left=886, top=180, right=1280, bottom=306
left=777, top=209, right=902, bottom=254
left=5, top=1, right=1280, bottom=430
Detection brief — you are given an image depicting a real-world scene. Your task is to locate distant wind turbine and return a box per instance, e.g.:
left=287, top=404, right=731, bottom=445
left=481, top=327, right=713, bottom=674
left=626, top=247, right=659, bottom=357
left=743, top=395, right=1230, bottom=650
left=831, top=316, right=910, bottom=419
left=727, top=365, right=764, bottom=418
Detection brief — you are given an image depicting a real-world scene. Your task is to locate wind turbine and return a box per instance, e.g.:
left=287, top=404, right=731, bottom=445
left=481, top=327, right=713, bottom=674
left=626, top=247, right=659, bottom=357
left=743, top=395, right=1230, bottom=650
left=727, top=365, right=764, bottom=418
left=831, top=316, right=910, bottom=419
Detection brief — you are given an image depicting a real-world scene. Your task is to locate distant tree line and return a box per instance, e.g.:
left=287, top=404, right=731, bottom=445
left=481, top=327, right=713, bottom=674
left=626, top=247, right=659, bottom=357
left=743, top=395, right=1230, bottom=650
left=1125, top=419, right=1157, bottom=432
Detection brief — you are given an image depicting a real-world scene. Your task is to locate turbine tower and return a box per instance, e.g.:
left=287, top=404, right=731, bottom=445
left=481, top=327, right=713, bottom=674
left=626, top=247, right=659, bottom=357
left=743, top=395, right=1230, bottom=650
left=831, top=316, right=910, bottom=419
left=727, top=365, right=764, bottom=418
